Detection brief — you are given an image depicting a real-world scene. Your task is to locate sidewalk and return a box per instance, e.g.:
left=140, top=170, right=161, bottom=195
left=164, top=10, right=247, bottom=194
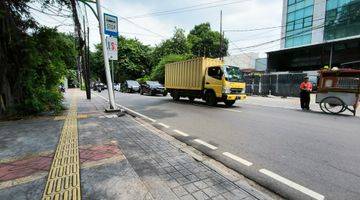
left=0, top=89, right=275, bottom=200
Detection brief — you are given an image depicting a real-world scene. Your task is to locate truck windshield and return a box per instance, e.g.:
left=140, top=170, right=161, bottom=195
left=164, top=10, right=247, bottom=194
left=223, top=66, right=244, bottom=82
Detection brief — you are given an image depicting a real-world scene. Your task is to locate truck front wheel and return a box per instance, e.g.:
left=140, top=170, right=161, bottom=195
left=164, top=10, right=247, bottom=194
left=224, top=100, right=236, bottom=107
left=205, top=92, right=217, bottom=106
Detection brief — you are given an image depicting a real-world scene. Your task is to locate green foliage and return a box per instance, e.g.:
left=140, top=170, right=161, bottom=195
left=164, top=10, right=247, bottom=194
left=89, top=44, right=105, bottom=81
left=150, top=54, right=193, bottom=83
left=151, top=28, right=190, bottom=66
left=117, top=36, right=152, bottom=82
left=187, top=22, right=228, bottom=58
left=15, top=27, right=73, bottom=115
left=137, top=75, right=150, bottom=84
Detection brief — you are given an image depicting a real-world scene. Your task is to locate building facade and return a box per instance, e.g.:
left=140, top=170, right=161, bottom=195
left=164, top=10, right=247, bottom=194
left=223, top=53, right=259, bottom=69
left=281, top=0, right=360, bottom=49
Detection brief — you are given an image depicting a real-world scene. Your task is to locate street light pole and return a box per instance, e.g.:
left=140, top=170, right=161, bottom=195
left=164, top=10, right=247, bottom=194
left=96, top=0, right=116, bottom=110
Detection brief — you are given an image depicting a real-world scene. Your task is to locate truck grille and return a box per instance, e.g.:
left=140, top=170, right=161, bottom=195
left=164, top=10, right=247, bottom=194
left=230, top=88, right=243, bottom=94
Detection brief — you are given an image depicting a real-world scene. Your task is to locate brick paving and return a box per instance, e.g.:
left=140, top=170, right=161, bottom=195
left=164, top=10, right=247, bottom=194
left=0, top=90, right=273, bottom=200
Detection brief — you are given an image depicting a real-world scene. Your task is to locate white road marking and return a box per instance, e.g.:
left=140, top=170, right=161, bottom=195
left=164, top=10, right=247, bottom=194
left=259, top=169, right=325, bottom=200
left=222, top=152, right=253, bottom=166
left=221, top=109, right=242, bottom=113
left=93, top=93, right=157, bottom=122
left=173, top=129, right=189, bottom=137
left=158, top=123, right=170, bottom=128
left=194, top=139, right=218, bottom=150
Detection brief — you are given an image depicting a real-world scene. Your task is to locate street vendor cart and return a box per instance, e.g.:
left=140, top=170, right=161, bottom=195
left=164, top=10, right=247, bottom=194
left=316, top=69, right=360, bottom=116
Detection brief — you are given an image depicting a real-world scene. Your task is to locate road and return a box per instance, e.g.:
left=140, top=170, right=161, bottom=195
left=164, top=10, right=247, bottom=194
left=98, top=91, right=360, bottom=200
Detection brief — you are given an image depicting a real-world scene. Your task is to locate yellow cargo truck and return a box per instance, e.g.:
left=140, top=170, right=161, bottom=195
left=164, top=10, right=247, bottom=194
left=165, top=57, right=246, bottom=107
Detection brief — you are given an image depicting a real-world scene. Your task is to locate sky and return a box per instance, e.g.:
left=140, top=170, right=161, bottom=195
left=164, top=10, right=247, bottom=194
left=30, top=0, right=284, bottom=57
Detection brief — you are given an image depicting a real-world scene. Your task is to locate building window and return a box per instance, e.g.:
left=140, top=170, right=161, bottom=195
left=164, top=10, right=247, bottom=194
left=285, top=0, right=314, bottom=48
left=324, top=0, right=360, bottom=41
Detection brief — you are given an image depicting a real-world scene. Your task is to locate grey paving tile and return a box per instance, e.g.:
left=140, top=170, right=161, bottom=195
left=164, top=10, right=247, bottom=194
left=194, top=181, right=209, bottom=190
left=193, top=190, right=210, bottom=200
left=172, top=186, right=189, bottom=197
left=183, top=183, right=200, bottom=193
left=202, top=187, right=219, bottom=198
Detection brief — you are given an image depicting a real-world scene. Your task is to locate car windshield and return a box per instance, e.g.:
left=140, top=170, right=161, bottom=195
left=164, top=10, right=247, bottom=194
left=127, top=80, right=140, bottom=86
left=146, top=81, right=162, bottom=87
left=223, top=66, right=244, bottom=82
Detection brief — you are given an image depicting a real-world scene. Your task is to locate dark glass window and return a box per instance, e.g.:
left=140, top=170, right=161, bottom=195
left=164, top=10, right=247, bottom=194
left=324, top=0, right=360, bottom=41
left=285, top=0, right=314, bottom=48
left=208, top=67, right=223, bottom=80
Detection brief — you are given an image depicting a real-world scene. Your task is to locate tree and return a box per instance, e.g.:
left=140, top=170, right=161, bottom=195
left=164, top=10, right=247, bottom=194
left=0, top=1, right=77, bottom=116
left=187, top=23, right=228, bottom=58
left=116, top=36, right=152, bottom=82
left=150, top=54, right=193, bottom=83
left=89, top=44, right=106, bottom=82
left=151, top=27, right=190, bottom=66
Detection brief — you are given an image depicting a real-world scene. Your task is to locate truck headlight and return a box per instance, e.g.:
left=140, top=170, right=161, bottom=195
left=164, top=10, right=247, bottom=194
left=223, top=87, right=231, bottom=94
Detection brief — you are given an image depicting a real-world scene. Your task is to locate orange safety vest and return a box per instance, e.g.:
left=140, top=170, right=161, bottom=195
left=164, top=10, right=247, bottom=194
left=300, top=82, right=313, bottom=91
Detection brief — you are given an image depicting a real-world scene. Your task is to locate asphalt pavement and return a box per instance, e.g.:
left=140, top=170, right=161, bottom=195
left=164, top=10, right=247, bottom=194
left=97, top=90, right=360, bottom=200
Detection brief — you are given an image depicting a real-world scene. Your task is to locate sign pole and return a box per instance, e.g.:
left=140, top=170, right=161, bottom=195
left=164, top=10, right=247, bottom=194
left=111, top=60, right=115, bottom=97
left=96, top=0, right=116, bottom=110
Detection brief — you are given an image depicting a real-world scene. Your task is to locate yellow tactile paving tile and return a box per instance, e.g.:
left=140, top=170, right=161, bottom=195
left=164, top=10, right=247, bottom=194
left=54, top=114, right=88, bottom=121
left=42, top=96, right=81, bottom=200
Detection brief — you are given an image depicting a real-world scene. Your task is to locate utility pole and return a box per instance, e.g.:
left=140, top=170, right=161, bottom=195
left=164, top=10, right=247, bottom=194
left=220, top=10, right=223, bottom=60
left=83, top=16, right=91, bottom=99
left=96, top=0, right=117, bottom=110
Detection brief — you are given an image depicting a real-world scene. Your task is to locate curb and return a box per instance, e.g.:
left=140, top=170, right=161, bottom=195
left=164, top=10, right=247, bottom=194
left=134, top=117, right=279, bottom=200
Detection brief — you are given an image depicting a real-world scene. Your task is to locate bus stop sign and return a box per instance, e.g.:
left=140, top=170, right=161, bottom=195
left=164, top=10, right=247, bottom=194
left=104, top=13, right=118, bottom=37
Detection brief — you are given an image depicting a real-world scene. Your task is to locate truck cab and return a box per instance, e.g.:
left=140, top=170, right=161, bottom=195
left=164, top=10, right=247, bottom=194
left=204, top=65, right=246, bottom=106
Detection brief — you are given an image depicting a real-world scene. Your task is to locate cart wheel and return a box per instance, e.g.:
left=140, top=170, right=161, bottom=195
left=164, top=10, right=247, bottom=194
left=320, top=97, right=346, bottom=114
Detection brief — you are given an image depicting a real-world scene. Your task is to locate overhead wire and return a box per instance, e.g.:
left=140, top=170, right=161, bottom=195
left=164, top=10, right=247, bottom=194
left=124, top=0, right=252, bottom=19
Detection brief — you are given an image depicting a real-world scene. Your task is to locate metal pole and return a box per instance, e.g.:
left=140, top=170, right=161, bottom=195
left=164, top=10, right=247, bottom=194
left=329, top=44, right=333, bottom=68
left=87, top=26, right=91, bottom=99
left=111, top=60, right=115, bottom=97
left=96, top=0, right=116, bottom=109
left=220, top=10, right=223, bottom=60
left=111, top=60, right=114, bottom=88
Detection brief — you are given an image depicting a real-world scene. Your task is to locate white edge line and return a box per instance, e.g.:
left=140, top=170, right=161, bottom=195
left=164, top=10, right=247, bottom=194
left=222, top=109, right=242, bottom=113
left=93, top=92, right=157, bottom=123
left=259, top=169, right=325, bottom=200
left=158, top=123, right=170, bottom=129
left=193, top=139, right=218, bottom=150
left=173, top=129, right=189, bottom=137
left=222, top=152, right=253, bottom=166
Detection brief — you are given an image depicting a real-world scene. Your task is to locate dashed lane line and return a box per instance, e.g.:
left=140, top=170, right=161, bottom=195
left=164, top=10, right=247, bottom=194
left=173, top=129, right=189, bottom=137
left=222, top=152, right=253, bottom=166
left=158, top=123, right=170, bottom=129
left=193, top=139, right=218, bottom=150
left=259, top=169, right=325, bottom=200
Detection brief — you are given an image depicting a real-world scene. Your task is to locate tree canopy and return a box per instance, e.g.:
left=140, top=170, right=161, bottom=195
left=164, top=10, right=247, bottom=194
left=188, top=22, right=228, bottom=58
left=151, top=28, right=190, bottom=66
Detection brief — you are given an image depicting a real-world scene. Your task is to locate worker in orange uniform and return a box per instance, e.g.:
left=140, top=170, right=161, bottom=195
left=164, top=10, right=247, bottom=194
left=300, top=76, right=313, bottom=110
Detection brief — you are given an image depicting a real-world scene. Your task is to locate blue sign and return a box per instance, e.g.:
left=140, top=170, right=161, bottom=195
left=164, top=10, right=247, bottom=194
left=104, top=13, right=118, bottom=37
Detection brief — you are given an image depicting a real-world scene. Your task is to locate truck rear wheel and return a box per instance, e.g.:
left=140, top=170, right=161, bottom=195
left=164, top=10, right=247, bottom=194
left=224, top=100, right=236, bottom=107
left=205, top=92, right=217, bottom=106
